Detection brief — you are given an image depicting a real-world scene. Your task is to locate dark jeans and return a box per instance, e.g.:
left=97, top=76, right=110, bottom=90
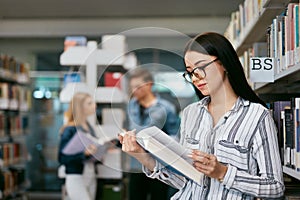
left=129, top=173, right=171, bottom=200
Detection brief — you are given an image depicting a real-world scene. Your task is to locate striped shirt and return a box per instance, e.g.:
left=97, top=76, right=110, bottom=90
left=143, top=96, right=285, bottom=200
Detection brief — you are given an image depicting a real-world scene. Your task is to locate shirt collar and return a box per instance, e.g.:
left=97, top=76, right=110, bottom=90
left=197, top=96, right=250, bottom=111
left=231, top=96, right=250, bottom=112
left=132, top=94, right=160, bottom=105
left=197, top=96, right=211, bottom=107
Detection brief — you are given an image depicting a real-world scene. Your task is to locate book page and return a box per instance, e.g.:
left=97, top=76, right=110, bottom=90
left=136, top=126, right=192, bottom=163
left=136, top=126, right=203, bottom=184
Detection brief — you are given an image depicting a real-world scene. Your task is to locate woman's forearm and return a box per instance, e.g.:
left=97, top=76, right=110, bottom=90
left=134, top=152, right=156, bottom=172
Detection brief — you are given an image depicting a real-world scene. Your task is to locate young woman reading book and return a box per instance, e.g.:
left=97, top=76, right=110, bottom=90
left=119, top=32, right=285, bottom=199
left=58, top=92, right=98, bottom=200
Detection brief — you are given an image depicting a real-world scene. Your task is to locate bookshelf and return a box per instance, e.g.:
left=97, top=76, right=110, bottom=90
left=60, top=35, right=137, bottom=199
left=225, top=0, right=290, bottom=56
left=283, top=166, right=300, bottom=180
left=235, top=2, right=289, bottom=55
left=0, top=55, right=31, bottom=199
left=225, top=0, right=300, bottom=191
left=253, top=63, right=300, bottom=93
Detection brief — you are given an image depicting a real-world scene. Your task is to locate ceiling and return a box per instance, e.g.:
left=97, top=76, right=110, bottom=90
left=0, top=0, right=244, bottom=19
left=0, top=0, right=244, bottom=38
left=0, top=0, right=245, bottom=74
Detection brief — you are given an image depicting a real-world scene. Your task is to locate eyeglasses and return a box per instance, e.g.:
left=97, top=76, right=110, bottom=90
left=182, top=58, right=218, bottom=83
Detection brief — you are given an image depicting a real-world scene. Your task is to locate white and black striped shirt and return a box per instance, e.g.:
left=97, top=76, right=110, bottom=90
left=143, top=96, right=285, bottom=200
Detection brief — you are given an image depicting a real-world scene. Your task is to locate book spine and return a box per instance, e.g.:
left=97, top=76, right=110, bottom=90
left=294, top=5, right=299, bottom=49
left=294, top=98, right=300, bottom=171
left=281, top=110, right=287, bottom=165
left=284, top=107, right=294, bottom=168
left=273, top=101, right=291, bottom=164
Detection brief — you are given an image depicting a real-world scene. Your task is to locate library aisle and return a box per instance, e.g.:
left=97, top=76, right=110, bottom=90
left=1, top=0, right=300, bottom=199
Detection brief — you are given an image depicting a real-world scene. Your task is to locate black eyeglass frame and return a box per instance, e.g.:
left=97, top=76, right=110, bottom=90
left=182, top=58, right=219, bottom=82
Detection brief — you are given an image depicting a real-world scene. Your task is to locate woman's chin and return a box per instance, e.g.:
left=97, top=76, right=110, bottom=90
left=197, top=88, right=209, bottom=96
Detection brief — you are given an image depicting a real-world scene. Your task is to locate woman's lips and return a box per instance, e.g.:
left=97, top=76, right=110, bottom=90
left=197, top=83, right=206, bottom=89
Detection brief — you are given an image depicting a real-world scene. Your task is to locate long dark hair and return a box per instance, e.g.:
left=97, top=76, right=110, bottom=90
left=184, top=32, right=267, bottom=108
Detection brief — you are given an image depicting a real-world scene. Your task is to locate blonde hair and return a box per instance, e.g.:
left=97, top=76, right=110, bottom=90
left=60, top=92, right=91, bottom=133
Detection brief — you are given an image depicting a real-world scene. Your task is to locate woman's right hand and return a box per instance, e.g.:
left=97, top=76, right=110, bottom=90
left=118, top=129, right=156, bottom=172
left=84, top=144, right=97, bottom=156
left=118, top=130, right=146, bottom=157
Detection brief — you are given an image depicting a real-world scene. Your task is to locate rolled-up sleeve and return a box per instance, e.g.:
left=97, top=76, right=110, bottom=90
left=142, top=160, right=186, bottom=189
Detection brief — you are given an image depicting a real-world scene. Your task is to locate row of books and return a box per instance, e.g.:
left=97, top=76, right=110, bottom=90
left=0, top=54, right=30, bottom=199
left=0, top=142, right=23, bottom=167
left=0, top=82, right=31, bottom=111
left=268, top=3, right=300, bottom=74
left=0, top=55, right=30, bottom=84
left=224, top=0, right=266, bottom=45
left=271, top=98, right=300, bottom=171
left=0, top=167, right=26, bottom=198
left=0, top=113, right=29, bottom=137
left=237, top=2, right=300, bottom=84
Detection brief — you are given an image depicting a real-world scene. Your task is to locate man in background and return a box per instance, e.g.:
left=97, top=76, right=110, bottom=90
left=125, top=67, right=181, bottom=200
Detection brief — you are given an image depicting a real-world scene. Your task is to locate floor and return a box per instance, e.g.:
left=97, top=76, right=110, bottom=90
left=27, top=192, right=62, bottom=200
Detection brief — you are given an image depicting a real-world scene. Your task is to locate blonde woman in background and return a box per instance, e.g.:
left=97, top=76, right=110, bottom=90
left=58, top=92, right=98, bottom=200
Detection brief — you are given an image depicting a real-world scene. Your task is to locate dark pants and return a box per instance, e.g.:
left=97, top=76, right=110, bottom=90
left=129, top=173, right=171, bottom=200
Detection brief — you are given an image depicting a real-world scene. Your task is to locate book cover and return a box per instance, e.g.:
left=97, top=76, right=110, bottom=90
left=135, top=126, right=204, bottom=184
left=62, top=131, right=108, bottom=161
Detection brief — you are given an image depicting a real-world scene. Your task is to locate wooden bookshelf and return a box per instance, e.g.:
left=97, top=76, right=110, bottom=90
left=0, top=54, right=30, bottom=199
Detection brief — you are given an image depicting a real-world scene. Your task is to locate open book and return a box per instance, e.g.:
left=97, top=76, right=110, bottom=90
left=135, top=126, right=204, bottom=184
left=62, top=131, right=109, bottom=161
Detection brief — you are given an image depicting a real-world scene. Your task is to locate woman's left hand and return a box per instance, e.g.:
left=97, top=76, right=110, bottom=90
left=189, top=150, right=228, bottom=181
